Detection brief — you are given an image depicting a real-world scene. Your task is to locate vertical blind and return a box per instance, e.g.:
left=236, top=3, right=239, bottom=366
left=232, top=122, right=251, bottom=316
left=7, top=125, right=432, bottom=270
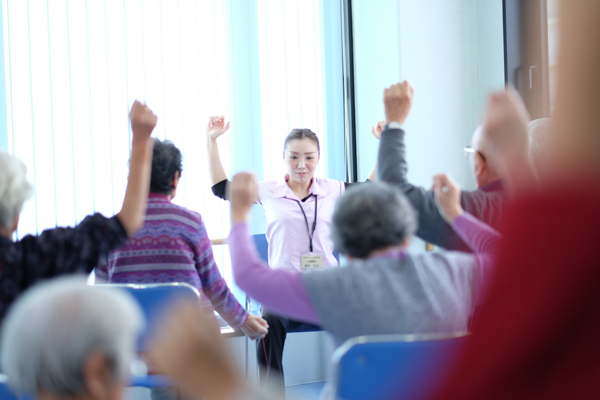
left=1, top=0, right=344, bottom=295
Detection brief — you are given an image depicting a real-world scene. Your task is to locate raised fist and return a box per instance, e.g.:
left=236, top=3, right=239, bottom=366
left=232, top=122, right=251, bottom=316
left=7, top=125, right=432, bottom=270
left=433, top=173, right=463, bottom=224
left=482, top=86, right=530, bottom=163
left=229, top=172, right=258, bottom=223
left=383, top=81, right=414, bottom=125
left=129, top=100, right=157, bottom=139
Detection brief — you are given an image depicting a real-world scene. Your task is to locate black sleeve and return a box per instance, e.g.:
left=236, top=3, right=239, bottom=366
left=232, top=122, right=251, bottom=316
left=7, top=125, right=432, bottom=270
left=344, top=179, right=371, bottom=189
left=0, top=214, right=128, bottom=322
left=211, top=179, right=230, bottom=201
left=377, top=128, right=506, bottom=252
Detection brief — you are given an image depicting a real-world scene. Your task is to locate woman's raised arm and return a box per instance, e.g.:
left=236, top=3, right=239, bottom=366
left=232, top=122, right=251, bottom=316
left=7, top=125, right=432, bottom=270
left=206, top=116, right=230, bottom=188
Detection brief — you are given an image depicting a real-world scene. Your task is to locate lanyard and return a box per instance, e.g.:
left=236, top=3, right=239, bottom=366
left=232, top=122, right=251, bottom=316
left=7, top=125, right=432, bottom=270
left=296, top=194, right=317, bottom=252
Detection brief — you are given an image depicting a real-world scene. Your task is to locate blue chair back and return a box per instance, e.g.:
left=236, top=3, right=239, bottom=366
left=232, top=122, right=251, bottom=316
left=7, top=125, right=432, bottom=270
left=0, top=375, right=33, bottom=400
left=331, top=333, right=468, bottom=400
left=99, top=283, right=201, bottom=352
left=252, top=234, right=270, bottom=264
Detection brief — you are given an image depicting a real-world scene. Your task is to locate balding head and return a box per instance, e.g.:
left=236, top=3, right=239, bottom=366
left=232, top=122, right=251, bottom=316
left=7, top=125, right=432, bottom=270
left=469, top=126, right=502, bottom=188
left=528, top=118, right=552, bottom=171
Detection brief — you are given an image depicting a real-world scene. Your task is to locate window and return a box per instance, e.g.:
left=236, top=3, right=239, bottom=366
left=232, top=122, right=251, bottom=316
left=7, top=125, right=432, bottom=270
left=1, top=0, right=344, bottom=299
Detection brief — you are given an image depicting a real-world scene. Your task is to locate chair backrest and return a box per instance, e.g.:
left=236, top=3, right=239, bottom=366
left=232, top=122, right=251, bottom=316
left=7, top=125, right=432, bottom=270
left=252, top=234, right=270, bottom=264
left=331, top=333, right=468, bottom=400
left=0, top=374, right=32, bottom=400
left=97, top=283, right=201, bottom=352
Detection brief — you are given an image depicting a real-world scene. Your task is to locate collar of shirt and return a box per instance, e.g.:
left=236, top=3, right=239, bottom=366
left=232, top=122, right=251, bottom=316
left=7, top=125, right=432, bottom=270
left=273, top=175, right=326, bottom=200
left=368, top=247, right=406, bottom=261
left=479, top=179, right=504, bottom=193
left=148, top=193, right=171, bottom=202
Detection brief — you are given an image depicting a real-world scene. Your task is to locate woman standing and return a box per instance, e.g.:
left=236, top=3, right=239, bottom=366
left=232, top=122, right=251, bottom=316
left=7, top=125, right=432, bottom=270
left=206, top=117, right=376, bottom=393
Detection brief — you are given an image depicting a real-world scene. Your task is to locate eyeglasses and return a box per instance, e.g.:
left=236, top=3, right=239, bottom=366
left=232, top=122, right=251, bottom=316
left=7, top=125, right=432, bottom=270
left=463, top=146, right=486, bottom=161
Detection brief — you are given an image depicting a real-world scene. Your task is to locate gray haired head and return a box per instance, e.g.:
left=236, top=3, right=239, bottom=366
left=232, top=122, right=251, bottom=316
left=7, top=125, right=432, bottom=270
left=528, top=118, right=552, bottom=162
left=331, top=182, right=417, bottom=259
left=0, top=276, right=144, bottom=398
left=0, top=151, right=33, bottom=230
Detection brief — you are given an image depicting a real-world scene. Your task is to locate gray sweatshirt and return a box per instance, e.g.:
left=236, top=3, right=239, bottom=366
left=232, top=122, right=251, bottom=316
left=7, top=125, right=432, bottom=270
left=302, top=250, right=478, bottom=348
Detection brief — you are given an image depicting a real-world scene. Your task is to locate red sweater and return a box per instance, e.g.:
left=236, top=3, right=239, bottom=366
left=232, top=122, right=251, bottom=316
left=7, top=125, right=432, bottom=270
left=435, top=183, right=600, bottom=399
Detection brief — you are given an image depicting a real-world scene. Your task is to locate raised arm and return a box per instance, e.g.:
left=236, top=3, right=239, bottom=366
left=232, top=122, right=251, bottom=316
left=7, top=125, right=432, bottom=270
left=433, top=173, right=501, bottom=303
left=229, top=172, right=321, bottom=325
left=378, top=82, right=469, bottom=250
left=206, top=116, right=230, bottom=198
left=365, top=121, right=385, bottom=181
left=116, top=101, right=156, bottom=234
left=481, top=87, right=537, bottom=197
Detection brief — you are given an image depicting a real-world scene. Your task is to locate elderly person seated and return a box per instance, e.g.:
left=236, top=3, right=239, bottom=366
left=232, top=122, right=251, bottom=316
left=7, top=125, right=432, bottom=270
left=95, top=140, right=267, bottom=400
left=152, top=172, right=499, bottom=399
left=0, top=277, right=144, bottom=400
left=95, top=139, right=267, bottom=343
left=373, top=82, right=533, bottom=251
left=0, top=101, right=155, bottom=322
left=228, top=171, right=500, bottom=350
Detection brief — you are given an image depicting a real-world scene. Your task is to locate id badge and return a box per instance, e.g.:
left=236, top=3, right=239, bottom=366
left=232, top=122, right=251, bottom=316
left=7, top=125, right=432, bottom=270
left=301, top=253, right=323, bottom=270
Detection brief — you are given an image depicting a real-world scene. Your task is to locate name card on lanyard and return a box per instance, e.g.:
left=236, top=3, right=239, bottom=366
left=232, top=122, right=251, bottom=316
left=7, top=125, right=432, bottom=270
left=296, top=194, right=323, bottom=270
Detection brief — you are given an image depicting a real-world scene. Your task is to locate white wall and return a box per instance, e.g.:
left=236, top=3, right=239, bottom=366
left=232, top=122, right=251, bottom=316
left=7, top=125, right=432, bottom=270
left=352, top=0, right=505, bottom=252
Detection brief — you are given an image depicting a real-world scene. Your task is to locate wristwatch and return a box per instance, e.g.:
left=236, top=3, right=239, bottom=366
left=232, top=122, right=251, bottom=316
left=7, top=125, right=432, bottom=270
left=384, top=121, right=403, bottom=130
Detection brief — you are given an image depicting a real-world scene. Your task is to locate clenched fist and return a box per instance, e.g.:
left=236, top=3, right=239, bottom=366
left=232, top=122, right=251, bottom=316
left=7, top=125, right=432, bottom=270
left=129, top=100, right=157, bottom=139
left=383, top=81, right=414, bottom=125
left=432, top=174, right=463, bottom=224
left=482, top=86, right=530, bottom=163
left=229, top=172, right=258, bottom=225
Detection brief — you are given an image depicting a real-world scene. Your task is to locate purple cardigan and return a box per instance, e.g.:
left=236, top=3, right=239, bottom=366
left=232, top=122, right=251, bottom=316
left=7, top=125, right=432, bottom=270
left=229, top=213, right=500, bottom=325
left=96, top=194, right=248, bottom=328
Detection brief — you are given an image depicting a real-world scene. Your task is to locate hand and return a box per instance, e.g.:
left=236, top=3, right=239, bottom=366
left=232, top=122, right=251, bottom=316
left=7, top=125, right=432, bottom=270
left=230, top=172, right=258, bottom=224
left=149, top=301, right=244, bottom=400
left=383, top=81, right=414, bottom=125
left=129, top=100, right=157, bottom=140
left=371, top=120, right=385, bottom=140
left=482, top=86, right=530, bottom=166
left=207, top=116, right=230, bottom=140
left=240, top=314, right=269, bottom=340
left=433, top=174, right=464, bottom=224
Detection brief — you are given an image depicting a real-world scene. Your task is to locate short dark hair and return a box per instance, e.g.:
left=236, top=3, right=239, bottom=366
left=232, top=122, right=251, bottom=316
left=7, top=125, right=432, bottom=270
left=283, top=129, right=320, bottom=155
left=331, top=183, right=417, bottom=259
left=150, top=139, right=183, bottom=195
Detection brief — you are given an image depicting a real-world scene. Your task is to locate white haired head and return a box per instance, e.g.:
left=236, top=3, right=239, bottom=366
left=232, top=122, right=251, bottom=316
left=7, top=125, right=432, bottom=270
left=528, top=118, right=552, bottom=165
left=0, top=276, right=144, bottom=398
left=0, top=151, right=33, bottom=231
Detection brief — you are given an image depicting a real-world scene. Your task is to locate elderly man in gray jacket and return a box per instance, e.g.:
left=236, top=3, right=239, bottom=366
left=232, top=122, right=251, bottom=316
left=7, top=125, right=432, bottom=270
left=376, top=81, right=507, bottom=251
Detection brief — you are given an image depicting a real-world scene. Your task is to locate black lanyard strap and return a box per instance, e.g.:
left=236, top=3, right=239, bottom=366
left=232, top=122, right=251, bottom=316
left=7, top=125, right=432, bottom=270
left=296, top=194, right=318, bottom=253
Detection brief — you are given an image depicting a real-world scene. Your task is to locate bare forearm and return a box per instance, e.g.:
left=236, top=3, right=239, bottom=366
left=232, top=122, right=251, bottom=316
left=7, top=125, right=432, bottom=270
left=502, top=152, right=538, bottom=197
left=117, top=137, right=153, bottom=235
left=207, top=138, right=228, bottom=186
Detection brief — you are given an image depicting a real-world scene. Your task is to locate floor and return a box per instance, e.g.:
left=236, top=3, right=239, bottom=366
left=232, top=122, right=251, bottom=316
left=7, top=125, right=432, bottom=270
left=286, top=381, right=326, bottom=400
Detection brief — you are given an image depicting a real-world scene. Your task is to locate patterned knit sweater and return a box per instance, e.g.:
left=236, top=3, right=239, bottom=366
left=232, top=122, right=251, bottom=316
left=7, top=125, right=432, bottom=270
left=95, top=193, right=248, bottom=328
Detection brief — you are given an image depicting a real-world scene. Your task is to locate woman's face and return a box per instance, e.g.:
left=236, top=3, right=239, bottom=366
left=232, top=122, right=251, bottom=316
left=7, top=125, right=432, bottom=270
left=283, top=139, right=320, bottom=185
